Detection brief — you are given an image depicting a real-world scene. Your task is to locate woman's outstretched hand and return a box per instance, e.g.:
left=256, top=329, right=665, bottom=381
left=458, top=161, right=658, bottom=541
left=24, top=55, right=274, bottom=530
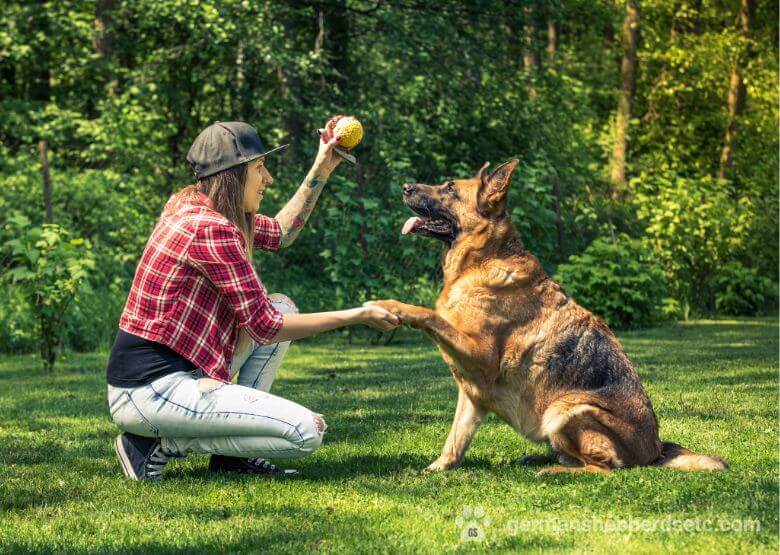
left=361, top=301, right=402, bottom=331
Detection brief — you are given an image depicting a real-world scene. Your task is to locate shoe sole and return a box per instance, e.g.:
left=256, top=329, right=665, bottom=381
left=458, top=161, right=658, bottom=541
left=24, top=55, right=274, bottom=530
left=209, top=466, right=299, bottom=477
left=114, top=435, right=141, bottom=481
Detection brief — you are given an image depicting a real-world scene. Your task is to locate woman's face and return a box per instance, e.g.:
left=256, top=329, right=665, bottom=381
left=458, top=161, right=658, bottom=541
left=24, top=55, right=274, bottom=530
left=243, top=158, right=274, bottom=212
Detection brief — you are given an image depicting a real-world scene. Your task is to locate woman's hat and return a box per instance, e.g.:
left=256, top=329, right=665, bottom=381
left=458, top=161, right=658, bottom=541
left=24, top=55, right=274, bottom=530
left=187, top=121, right=289, bottom=179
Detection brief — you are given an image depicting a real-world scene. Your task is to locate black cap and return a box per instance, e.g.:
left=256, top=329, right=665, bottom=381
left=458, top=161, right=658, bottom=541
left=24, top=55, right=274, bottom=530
left=186, top=121, right=289, bottom=179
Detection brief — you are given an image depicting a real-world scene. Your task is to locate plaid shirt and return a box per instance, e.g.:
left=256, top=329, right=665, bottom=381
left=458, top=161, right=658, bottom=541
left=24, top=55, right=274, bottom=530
left=118, top=189, right=283, bottom=382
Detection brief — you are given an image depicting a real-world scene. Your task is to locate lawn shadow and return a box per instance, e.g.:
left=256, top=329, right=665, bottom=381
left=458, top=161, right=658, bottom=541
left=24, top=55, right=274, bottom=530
left=166, top=452, right=435, bottom=482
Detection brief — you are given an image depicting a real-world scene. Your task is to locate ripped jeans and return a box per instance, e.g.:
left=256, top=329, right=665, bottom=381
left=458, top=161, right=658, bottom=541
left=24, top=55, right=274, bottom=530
left=106, top=295, right=325, bottom=459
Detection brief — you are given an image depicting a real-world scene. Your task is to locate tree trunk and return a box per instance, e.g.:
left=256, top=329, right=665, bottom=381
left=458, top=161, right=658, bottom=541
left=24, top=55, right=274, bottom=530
left=93, top=0, right=116, bottom=57
left=39, top=140, right=53, bottom=224
left=522, top=3, right=541, bottom=99
left=93, top=0, right=117, bottom=105
left=717, top=0, right=756, bottom=180
left=609, top=0, right=641, bottom=199
left=547, top=19, right=558, bottom=65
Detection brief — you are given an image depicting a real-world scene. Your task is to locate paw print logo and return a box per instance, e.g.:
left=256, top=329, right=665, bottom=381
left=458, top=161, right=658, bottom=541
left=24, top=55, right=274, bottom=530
left=455, top=506, right=490, bottom=542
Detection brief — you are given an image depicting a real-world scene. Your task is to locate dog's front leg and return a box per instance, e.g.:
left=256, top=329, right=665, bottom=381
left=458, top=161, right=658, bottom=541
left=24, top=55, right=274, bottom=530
left=369, top=300, right=480, bottom=354
left=427, top=386, right=485, bottom=471
left=367, top=300, right=435, bottom=328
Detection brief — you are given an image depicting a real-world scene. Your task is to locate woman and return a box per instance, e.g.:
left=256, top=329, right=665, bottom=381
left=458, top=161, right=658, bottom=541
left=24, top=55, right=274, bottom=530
left=106, top=118, right=400, bottom=481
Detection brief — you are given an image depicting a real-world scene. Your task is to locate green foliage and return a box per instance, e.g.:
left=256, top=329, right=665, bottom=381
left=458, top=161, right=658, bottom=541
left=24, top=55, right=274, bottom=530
left=555, top=235, right=669, bottom=329
left=634, top=173, right=760, bottom=314
left=0, top=284, right=37, bottom=353
left=2, top=214, right=94, bottom=371
left=0, top=0, right=777, bottom=352
left=63, top=278, right=128, bottom=352
left=712, top=262, right=778, bottom=316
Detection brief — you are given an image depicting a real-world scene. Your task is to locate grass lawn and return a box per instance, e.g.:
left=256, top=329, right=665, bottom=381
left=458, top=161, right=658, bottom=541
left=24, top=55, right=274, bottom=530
left=0, top=319, right=778, bottom=553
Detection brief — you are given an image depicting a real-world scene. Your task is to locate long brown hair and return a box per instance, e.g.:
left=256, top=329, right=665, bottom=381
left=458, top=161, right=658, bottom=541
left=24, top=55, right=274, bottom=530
left=178, top=163, right=256, bottom=357
left=178, top=163, right=254, bottom=258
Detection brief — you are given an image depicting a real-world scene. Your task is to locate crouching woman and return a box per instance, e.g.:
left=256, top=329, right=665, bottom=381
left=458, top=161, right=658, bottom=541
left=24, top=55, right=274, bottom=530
left=106, top=119, right=399, bottom=480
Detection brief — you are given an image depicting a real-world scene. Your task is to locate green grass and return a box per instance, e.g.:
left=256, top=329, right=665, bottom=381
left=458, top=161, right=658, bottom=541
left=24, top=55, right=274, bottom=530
left=1, top=319, right=778, bottom=553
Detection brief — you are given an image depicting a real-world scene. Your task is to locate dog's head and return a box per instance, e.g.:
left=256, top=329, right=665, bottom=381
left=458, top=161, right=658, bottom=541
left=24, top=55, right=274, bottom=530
left=401, top=159, right=520, bottom=245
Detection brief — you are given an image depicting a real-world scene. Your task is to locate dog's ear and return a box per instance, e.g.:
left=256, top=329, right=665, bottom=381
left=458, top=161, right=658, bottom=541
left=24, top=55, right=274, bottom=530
left=479, top=158, right=519, bottom=214
left=475, top=161, right=490, bottom=181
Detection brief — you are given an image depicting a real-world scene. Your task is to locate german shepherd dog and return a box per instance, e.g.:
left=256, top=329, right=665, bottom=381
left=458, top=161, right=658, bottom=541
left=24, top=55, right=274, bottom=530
left=373, top=160, right=726, bottom=475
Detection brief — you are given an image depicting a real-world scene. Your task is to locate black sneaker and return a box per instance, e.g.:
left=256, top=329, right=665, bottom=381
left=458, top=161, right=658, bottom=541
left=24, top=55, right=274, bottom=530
left=208, top=455, right=299, bottom=476
left=114, top=432, right=173, bottom=481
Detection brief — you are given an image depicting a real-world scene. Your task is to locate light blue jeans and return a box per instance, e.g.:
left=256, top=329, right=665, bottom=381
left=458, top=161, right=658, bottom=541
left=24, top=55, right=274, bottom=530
left=107, top=295, right=325, bottom=459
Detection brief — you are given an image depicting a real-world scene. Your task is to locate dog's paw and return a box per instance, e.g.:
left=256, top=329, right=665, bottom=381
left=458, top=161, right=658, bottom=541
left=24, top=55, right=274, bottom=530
left=425, top=458, right=461, bottom=472
left=368, top=299, right=402, bottom=313
left=367, top=300, right=409, bottom=322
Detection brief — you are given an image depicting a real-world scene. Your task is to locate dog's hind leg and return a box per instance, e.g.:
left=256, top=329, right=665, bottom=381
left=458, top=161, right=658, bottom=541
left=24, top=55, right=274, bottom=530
left=536, top=402, right=625, bottom=477
left=426, top=387, right=485, bottom=472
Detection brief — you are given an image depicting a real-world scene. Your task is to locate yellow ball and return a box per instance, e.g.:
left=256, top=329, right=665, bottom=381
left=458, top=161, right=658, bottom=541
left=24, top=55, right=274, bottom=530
left=333, top=117, right=363, bottom=149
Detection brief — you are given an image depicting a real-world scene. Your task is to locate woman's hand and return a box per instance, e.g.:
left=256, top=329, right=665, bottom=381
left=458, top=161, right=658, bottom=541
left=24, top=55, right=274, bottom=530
left=311, top=116, right=345, bottom=177
left=360, top=302, right=402, bottom=331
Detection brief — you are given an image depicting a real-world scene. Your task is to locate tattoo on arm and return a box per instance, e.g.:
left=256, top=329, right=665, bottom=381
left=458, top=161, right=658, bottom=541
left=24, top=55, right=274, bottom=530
left=276, top=172, right=328, bottom=248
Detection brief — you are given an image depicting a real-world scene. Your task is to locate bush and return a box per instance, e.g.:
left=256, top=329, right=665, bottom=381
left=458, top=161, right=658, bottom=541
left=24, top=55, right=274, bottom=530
left=0, top=284, right=37, bottom=353
left=555, top=235, right=669, bottom=329
left=635, top=173, right=753, bottom=313
left=2, top=214, right=94, bottom=371
left=63, top=279, right=128, bottom=352
left=711, top=262, right=778, bottom=316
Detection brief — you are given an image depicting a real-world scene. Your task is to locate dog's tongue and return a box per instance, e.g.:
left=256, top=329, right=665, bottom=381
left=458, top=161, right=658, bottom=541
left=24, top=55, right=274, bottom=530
left=402, top=216, right=423, bottom=235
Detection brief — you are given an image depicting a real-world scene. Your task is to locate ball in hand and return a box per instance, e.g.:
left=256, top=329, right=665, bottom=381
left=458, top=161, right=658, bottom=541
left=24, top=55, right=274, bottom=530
left=332, top=116, right=363, bottom=149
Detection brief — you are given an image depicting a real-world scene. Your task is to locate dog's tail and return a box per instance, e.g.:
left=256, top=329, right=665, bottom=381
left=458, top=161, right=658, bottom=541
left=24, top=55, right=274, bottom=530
left=652, top=441, right=727, bottom=471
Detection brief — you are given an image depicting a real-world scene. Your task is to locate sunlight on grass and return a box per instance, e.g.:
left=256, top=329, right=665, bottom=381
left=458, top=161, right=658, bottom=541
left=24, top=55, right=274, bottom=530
left=0, top=320, right=777, bottom=553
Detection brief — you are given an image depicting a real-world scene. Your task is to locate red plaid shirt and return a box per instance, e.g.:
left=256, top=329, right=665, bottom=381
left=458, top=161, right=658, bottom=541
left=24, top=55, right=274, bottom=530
left=118, top=189, right=283, bottom=382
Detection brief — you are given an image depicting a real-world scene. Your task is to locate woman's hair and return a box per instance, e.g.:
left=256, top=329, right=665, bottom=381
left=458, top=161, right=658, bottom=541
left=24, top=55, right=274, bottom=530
left=180, top=163, right=256, bottom=357
left=177, top=163, right=254, bottom=258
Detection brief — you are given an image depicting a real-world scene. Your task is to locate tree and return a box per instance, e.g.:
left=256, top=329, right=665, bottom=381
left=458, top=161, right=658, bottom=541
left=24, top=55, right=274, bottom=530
left=522, top=1, right=541, bottom=99
left=609, top=0, right=641, bottom=198
left=717, top=0, right=757, bottom=180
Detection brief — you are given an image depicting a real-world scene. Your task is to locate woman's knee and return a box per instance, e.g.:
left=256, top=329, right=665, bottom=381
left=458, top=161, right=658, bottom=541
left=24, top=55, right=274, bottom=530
left=297, top=412, right=326, bottom=456
left=268, top=292, right=299, bottom=315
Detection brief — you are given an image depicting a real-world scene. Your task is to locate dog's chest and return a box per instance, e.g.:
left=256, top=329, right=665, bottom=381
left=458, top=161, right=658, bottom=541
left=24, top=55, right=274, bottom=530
left=441, top=346, right=544, bottom=439
left=435, top=297, right=547, bottom=440
left=437, top=276, right=508, bottom=332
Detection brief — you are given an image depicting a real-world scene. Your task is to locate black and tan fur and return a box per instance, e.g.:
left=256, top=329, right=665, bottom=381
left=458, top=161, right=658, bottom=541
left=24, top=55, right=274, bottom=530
left=375, top=160, right=726, bottom=475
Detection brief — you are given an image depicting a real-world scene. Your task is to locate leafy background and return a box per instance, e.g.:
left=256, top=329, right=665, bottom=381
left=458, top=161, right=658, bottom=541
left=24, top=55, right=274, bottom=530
left=1, top=0, right=777, bottom=357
